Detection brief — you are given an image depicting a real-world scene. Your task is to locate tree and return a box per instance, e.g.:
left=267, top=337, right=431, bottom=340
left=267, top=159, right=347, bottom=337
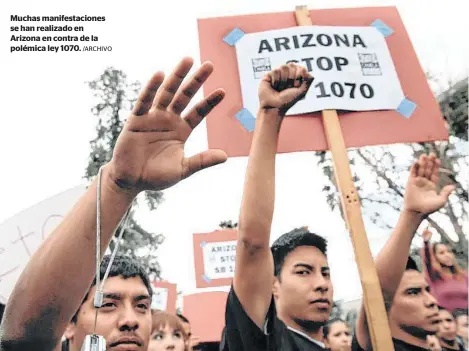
left=86, top=67, right=164, bottom=280
left=219, top=220, right=238, bottom=229
left=330, top=300, right=345, bottom=320
left=317, top=78, right=468, bottom=267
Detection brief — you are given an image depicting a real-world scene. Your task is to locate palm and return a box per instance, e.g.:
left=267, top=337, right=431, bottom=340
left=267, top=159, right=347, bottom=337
left=404, top=154, right=454, bottom=215
left=108, top=58, right=227, bottom=192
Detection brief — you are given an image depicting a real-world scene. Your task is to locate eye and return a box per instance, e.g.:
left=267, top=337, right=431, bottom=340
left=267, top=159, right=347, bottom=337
left=174, top=331, right=182, bottom=339
left=101, top=302, right=116, bottom=308
left=153, top=334, right=163, bottom=340
left=137, top=303, right=149, bottom=310
left=322, top=271, right=330, bottom=277
left=296, top=270, right=310, bottom=275
left=407, top=288, right=420, bottom=295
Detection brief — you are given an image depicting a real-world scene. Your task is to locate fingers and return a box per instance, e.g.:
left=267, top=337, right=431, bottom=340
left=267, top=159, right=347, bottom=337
left=152, top=57, right=194, bottom=109
left=440, top=184, right=456, bottom=200
left=279, top=65, right=290, bottom=90
left=132, top=72, right=165, bottom=116
left=409, top=161, right=419, bottom=178
left=424, top=153, right=435, bottom=179
left=417, top=154, right=427, bottom=178
left=182, top=149, right=228, bottom=179
left=271, top=69, right=280, bottom=90
left=431, top=157, right=441, bottom=184
left=169, top=62, right=214, bottom=115
left=183, top=89, right=225, bottom=129
left=270, top=64, right=313, bottom=91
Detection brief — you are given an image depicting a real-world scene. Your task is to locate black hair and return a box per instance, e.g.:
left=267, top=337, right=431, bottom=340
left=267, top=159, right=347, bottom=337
left=405, top=257, right=419, bottom=271
left=271, top=227, right=327, bottom=278
left=453, top=308, right=468, bottom=319
left=323, top=318, right=348, bottom=339
left=177, top=312, right=190, bottom=324
left=71, top=254, right=152, bottom=323
left=384, top=257, right=421, bottom=311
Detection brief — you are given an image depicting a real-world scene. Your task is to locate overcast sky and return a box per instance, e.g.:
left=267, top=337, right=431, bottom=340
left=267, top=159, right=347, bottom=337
left=0, top=0, right=467, bottom=302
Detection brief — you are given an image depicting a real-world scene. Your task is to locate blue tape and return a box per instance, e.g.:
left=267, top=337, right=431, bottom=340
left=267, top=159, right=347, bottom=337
left=223, top=27, right=245, bottom=46
left=200, top=241, right=207, bottom=248
left=371, top=19, right=394, bottom=37
left=235, top=108, right=256, bottom=132
left=202, top=274, right=212, bottom=283
left=396, top=98, right=417, bottom=118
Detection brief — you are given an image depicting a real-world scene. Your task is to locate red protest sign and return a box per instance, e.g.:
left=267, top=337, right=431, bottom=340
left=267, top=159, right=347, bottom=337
left=151, top=281, right=177, bottom=313
left=197, top=7, right=447, bottom=156
left=183, top=291, right=228, bottom=342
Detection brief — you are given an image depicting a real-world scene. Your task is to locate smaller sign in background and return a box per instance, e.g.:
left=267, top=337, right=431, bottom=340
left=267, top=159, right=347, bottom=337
left=193, top=230, right=238, bottom=288
left=151, top=281, right=177, bottom=313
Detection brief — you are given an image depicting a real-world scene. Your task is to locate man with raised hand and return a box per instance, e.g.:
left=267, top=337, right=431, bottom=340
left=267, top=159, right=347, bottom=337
left=0, top=57, right=227, bottom=351
left=353, top=153, right=455, bottom=351
left=222, top=62, right=337, bottom=351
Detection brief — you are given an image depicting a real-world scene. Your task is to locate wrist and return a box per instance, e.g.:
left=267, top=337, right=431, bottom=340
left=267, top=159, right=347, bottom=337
left=102, top=164, right=140, bottom=202
left=257, top=108, right=283, bottom=128
left=401, top=208, right=426, bottom=225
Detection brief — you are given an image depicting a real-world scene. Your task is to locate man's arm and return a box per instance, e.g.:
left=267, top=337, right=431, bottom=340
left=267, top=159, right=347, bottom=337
left=234, top=63, right=313, bottom=328
left=0, top=57, right=227, bottom=349
left=355, top=153, right=455, bottom=349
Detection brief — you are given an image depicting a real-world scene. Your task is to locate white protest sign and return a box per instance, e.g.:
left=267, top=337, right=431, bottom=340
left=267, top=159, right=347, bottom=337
left=0, top=185, right=86, bottom=304
left=202, top=240, right=236, bottom=280
left=151, top=287, right=169, bottom=311
left=235, top=25, right=404, bottom=115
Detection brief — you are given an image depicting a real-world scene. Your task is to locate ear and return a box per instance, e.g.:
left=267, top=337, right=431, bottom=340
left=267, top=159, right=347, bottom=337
left=272, top=276, right=280, bottom=298
left=63, top=322, right=77, bottom=341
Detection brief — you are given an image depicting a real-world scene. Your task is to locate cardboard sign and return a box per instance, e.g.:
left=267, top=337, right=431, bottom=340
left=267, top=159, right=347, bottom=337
left=0, top=186, right=86, bottom=304
left=151, top=281, right=177, bottom=313
left=193, top=230, right=238, bottom=288
left=236, top=25, right=404, bottom=114
left=183, top=291, right=228, bottom=342
left=197, top=7, right=447, bottom=157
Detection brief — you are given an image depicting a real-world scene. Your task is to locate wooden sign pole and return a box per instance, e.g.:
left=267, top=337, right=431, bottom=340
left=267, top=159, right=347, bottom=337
left=294, top=6, right=394, bottom=350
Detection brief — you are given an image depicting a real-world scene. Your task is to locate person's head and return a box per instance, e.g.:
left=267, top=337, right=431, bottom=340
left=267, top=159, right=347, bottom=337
left=271, top=227, right=333, bottom=332
left=65, top=255, right=153, bottom=351
left=453, top=309, right=468, bottom=344
left=149, top=311, right=187, bottom=351
left=176, top=313, right=191, bottom=339
left=388, top=257, right=440, bottom=341
left=437, top=306, right=458, bottom=341
left=323, top=318, right=352, bottom=351
left=433, top=243, right=456, bottom=267
left=429, top=243, right=465, bottom=280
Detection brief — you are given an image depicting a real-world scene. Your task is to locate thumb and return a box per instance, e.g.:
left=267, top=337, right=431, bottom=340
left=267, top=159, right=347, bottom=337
left=182, top=149, right=227, bottom=179
left=440, top=184, right=456, bottom=200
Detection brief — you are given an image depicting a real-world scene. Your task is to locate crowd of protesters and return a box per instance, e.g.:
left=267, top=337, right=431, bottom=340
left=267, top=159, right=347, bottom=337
left=0, top=58, right=466, bottom=351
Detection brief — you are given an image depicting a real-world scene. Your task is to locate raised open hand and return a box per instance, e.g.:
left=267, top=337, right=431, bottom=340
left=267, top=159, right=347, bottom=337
left=258, top=63, right=313, bottom=116
left=107, top=57, right=227, bottom=194
left=403, top=153, right=455, bottom=216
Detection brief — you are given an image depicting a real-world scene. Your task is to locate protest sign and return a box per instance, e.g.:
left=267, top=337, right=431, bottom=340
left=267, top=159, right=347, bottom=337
left=197, top=6, right=447, bottom=157
left=193, top=230, right=237, bottom=288
left=183, top=291, right=228, bottom=342
left=151, top=281, right=177, bottom=313
left=236, top=25, right=404, bottom=114
left=0, top=186, right=86, bottom=304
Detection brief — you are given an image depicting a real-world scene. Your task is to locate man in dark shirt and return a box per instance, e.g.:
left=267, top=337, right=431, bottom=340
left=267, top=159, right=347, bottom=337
left=352, top=153, right=455, bottom=350
left=221, top=63, right=331, bottom=350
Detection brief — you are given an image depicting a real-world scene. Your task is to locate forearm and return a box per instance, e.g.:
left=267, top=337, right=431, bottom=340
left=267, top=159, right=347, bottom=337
left=238, top=109, right=282, bottom=245
left=423, top=240, right=434, bottom=275
left=375, top=210, right=423, bottom=296
left=1, top=165, right=136, bottom=343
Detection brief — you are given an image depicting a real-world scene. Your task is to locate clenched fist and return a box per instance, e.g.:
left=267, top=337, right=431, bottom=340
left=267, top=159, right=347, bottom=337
left=258, top=63, right=313, bottom=116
